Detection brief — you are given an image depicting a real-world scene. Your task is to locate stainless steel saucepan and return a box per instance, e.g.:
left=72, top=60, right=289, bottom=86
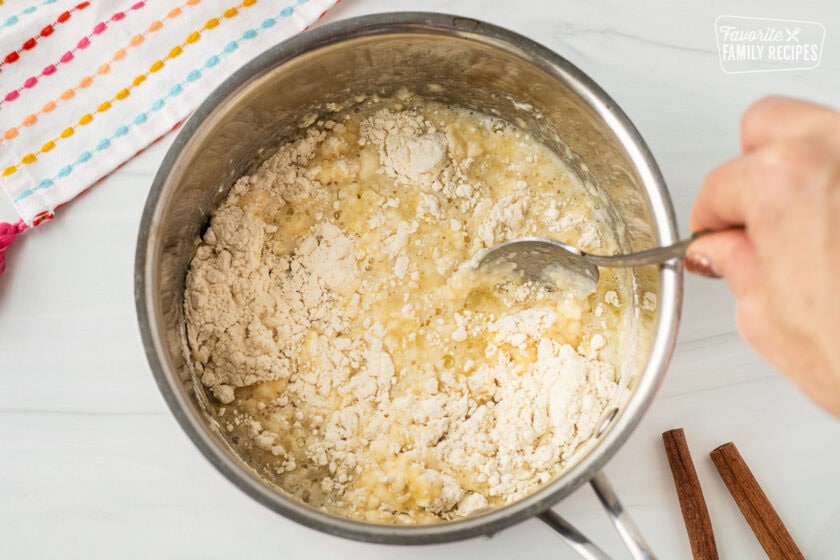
left=135, top=13, right=682, bottom=559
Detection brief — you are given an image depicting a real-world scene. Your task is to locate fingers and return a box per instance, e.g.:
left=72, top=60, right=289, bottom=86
left=694, top=97, right=838, bottom=232
left=685, top=228, right=760, bottom=297
left=690, top=153, right=755, bottom=232
left=741, top=96, right=840, bottom=152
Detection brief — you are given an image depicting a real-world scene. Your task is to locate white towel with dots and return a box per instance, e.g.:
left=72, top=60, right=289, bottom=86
left=0, top=0, right=336, bottom=226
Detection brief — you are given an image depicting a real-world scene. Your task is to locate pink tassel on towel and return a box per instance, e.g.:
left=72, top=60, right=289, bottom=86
left=0, top=219, right=26, bottom=275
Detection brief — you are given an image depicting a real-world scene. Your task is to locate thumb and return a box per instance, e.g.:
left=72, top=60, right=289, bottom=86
left=685, top=229, right=761, bottom=297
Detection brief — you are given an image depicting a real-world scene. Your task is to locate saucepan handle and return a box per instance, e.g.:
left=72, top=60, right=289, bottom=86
left=536, top=471, right=657, bottom=560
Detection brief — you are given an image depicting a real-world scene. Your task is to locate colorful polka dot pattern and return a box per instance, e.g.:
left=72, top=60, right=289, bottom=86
left=15, top=0, right=309, bottom=201
left=10, top=120, right=182, bottom=233
left=1, top=2, right=148, bottom=110
left=0, top=0, right=59, bottom=34
left=1, top=0, right=199, bottom=144
left=2, top=0, right=258, bottom=178
left=0, top=2, right=91, bottom=73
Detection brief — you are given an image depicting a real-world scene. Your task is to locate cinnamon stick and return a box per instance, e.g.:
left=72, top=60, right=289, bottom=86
left=710, top=442, right=804, bottom=560
left=662, top=429, right=718, bottom=559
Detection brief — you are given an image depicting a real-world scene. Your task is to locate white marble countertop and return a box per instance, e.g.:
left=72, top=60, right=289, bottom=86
left=2, top=1, right=839, bottom=558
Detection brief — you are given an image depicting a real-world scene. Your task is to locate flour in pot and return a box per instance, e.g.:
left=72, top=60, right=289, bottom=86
left=184, top=94, right=632, bottom=523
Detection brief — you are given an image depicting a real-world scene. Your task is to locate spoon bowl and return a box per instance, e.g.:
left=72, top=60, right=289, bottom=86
left=477, top=237, right=601, bottom=292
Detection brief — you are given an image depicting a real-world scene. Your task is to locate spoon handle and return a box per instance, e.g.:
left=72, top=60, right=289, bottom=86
left=582, top=229, right=728, bottom=268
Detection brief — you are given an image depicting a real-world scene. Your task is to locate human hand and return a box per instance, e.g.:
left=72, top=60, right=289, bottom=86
left=687, top=96, right=840, bottom=416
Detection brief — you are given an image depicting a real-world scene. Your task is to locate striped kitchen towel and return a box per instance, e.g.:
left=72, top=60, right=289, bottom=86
left=0, top=0, right=337, bottom=274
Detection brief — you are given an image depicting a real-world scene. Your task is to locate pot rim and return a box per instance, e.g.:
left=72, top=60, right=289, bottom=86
left=135, top=12, right=683, bottom=545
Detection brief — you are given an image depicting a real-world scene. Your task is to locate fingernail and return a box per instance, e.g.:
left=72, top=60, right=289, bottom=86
left=685, top=252, right=720, bottom=278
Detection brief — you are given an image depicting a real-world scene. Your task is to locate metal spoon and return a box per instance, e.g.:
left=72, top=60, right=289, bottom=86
left=477, top=230, right=718, bottom=291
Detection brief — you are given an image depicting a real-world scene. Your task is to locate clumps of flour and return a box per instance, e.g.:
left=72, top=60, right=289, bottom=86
left=183, top=99, right=624, bottom=523
left=185, top=211, right=358, bottom=404
left=438, top=337, right=616, bottom=499
left=359, top=109, right=447, bottom=187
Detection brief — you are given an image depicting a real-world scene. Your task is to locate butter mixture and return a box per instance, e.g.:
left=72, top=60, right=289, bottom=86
left=184, top=94, right=634, bottom=523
